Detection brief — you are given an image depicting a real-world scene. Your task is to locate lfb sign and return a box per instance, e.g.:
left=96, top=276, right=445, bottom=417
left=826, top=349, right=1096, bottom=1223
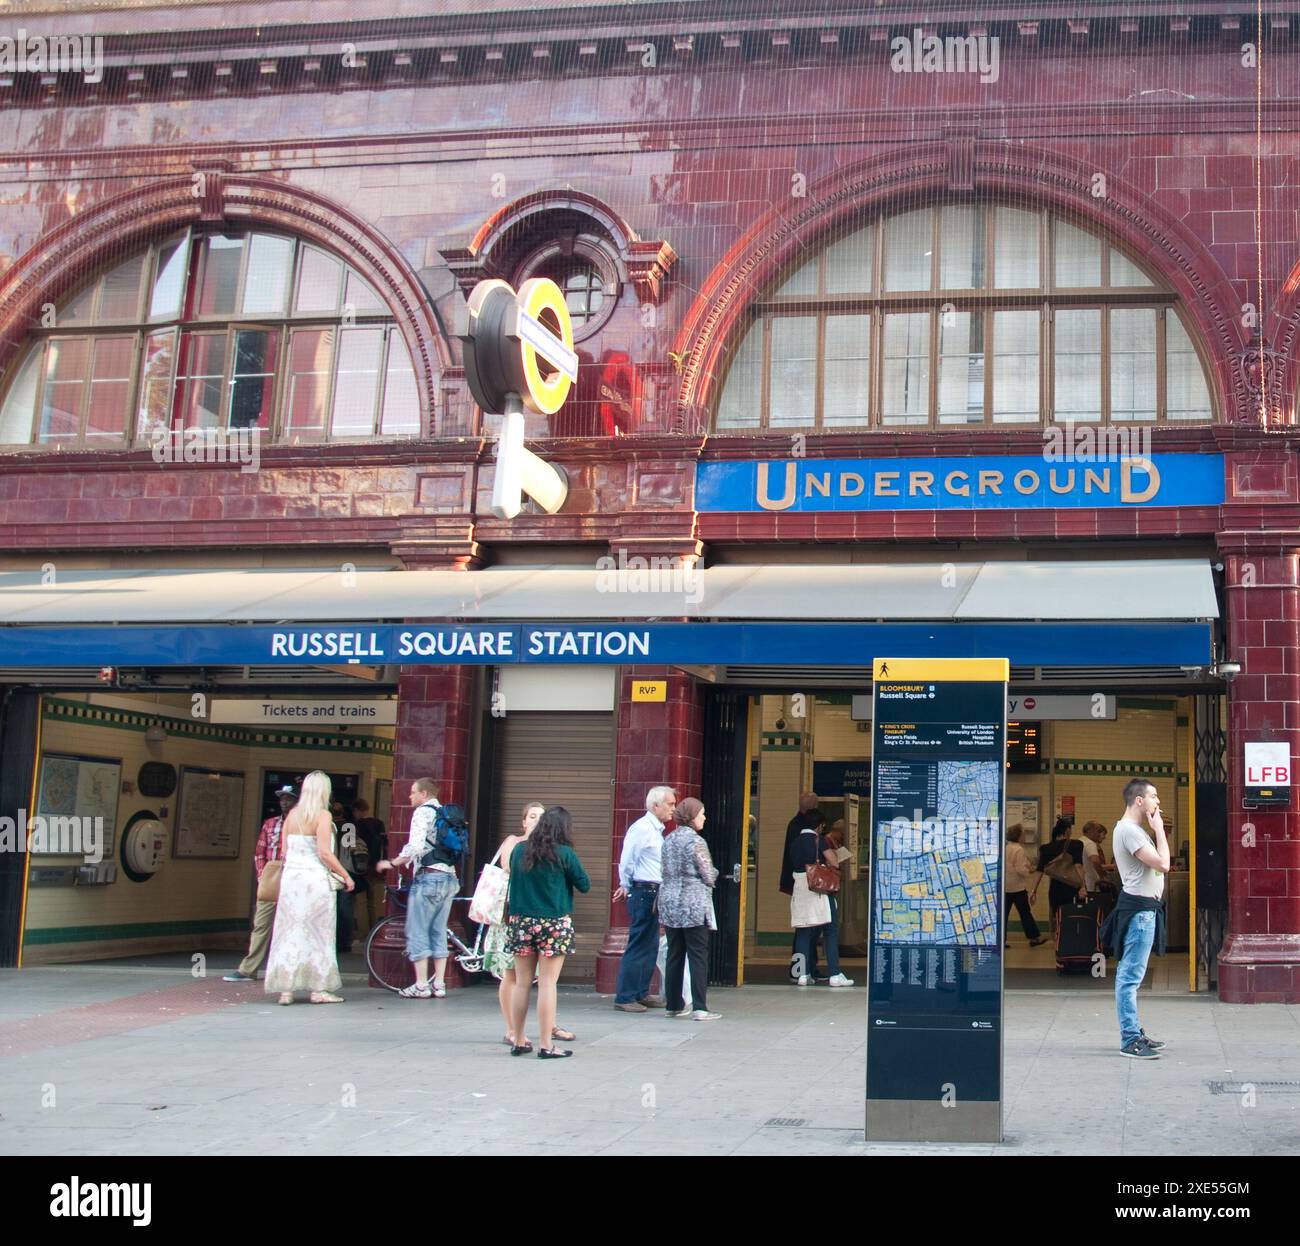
left=461, top=277, right=577, bottom=520
left=1244, top=741, right=1292, bottom=809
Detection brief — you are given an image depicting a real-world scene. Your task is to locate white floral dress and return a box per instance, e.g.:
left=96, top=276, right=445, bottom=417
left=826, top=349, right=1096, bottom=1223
left=264, top=834, right=341, bottom=994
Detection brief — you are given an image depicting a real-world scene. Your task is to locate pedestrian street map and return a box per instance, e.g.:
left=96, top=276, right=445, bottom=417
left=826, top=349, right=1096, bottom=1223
left=874, top=760, right=1002, bottom=946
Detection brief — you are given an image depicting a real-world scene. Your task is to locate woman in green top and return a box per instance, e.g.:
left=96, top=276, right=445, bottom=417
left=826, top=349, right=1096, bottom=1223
left=506, top=806, right=591, bottom=1059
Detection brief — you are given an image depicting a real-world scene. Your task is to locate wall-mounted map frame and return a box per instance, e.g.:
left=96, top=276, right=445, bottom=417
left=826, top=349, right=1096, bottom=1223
left=33, top=752, right=122, bottom=857
left=174, top=767, right=245, bottom=859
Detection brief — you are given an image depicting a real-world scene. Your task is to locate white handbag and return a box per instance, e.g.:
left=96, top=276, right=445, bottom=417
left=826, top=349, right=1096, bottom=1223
left=468, top=844, right=508, bottom=926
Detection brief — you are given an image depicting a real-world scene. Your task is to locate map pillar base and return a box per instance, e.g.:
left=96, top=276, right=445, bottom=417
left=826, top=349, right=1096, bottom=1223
left=865, top=1098, right=1001, bottom=1144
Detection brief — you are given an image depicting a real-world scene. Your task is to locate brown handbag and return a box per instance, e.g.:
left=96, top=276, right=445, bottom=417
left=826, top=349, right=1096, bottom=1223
left=256, top=859, right=282, bottom=903
left=805, top=859, right=841, bottom=896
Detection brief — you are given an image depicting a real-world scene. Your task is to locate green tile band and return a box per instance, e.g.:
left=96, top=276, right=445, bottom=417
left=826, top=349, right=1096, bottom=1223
left=42, top=696, right=393, bottom=755
left=24, top=917, right=250, bottom=945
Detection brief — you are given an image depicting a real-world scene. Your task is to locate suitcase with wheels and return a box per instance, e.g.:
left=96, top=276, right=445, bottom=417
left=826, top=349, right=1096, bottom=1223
left=1055, top=898, right=1101, bottom=974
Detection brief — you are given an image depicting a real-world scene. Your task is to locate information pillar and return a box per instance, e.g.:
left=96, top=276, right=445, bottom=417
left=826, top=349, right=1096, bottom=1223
left=865, top=657, right=1008, bottom=1143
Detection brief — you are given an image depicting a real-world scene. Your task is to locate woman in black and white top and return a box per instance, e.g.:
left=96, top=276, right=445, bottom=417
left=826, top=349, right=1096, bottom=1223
left=787, top=810, right=854, bottom=988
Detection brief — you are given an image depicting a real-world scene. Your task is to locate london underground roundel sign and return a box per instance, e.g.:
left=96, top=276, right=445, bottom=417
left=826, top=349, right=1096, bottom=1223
left=462, top=276, right=578, bottom=416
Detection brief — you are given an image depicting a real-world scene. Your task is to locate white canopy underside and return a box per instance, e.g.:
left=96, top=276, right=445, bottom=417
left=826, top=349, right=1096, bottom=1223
left=0, top=560, right=1218, bottom=624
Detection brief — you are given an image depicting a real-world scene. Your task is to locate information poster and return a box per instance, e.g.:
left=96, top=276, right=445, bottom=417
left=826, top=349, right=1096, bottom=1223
left=174, top=768, right=245, bottom=859
left=865, top=658, right=1007, bottom=1144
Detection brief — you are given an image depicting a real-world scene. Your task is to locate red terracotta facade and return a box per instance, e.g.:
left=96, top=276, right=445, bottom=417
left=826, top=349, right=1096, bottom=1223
left=2, top=3, right=1300, bottom=997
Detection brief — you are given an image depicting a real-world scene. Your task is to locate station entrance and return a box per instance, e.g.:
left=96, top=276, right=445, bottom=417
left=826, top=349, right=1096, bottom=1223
left=6, top=683, right=397, bottom=967
left=696, top=683, right=1228, bottom=995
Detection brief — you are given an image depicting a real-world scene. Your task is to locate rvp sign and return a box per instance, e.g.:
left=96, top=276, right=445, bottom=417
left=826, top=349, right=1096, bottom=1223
left=1244, top=741, right=1292, bottom=809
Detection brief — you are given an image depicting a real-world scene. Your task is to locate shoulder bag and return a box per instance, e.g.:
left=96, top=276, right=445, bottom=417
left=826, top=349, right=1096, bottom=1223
left=468, top=843, right=509, bottom=926
left=256, top=859, right=282, bottom=903
left=1043, top=846, right=1085, bottom=890
left=805, top=836, right=841, bottom=895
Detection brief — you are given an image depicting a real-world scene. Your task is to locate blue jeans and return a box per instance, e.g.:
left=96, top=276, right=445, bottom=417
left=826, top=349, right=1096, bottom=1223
left=1115, top=909, right=1156, bottom=1045
left=615, top=885, right=660, bottom=1003
left=794, top=896, right=841, bottom=979
left=405, top=870, right=458, bottom=961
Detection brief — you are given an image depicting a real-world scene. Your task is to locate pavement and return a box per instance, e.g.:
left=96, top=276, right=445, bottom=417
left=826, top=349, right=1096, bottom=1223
left=1, top=955, right=1298, bottom=1156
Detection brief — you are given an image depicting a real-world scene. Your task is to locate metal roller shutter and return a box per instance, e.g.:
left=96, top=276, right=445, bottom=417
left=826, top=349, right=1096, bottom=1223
left=494, top=712, right=614, bottom=982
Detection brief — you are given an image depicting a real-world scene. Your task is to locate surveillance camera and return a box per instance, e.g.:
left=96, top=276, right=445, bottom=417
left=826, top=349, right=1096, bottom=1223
left=1216, top=660, right=1242, bottom=681
left=775, top=717, right=787, bottom=731
left=1180, top=665, right=1204, bottom=679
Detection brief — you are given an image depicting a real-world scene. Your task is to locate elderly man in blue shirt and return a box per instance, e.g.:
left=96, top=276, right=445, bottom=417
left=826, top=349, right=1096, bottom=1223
left=613, top=785, right=677, bottom=1012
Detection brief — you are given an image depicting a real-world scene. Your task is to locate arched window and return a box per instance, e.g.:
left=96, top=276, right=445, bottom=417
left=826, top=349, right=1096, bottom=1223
left=0, top=230, right=423, bottom=448
left=715, top=205, right=1215, bottom=431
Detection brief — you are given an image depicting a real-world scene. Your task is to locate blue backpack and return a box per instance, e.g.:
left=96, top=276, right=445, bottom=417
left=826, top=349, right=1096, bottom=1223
left=420, top=803, right=469, bottom=867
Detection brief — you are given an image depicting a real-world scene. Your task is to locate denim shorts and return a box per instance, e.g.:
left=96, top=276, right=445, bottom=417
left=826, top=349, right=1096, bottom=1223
left=405, top=870, right=458, bottom=961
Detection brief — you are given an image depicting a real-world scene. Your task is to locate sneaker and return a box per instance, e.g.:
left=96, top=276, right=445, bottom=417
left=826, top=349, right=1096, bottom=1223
left=397, top=982, right=432, bottom=999
left=692, top=1010, right=722, bottom=1021
left=638, top=995, right=666, bottom=1008
left=667, top=1008, right=693, bottom=1018
left=1139, top=1029, right=1167, bottom=1051
left=1120, top=1037, right=1160, bottom=1059
left=827, top=973, right=855, bottom=988
left=431, top=982, right=447, bottom=999
left=615, top=1001, right=648, bottom=1013
left=796, top=975, right=814, bottom=986
left=222, top=971, right=253, bottom=982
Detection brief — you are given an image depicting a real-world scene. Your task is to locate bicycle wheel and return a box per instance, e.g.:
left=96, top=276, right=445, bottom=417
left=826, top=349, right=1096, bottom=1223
left=365, top=916, right=412, bottom=992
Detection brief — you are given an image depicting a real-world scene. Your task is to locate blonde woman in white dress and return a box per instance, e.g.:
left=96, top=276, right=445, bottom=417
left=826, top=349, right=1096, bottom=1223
left=265, top=770, right=354, bottom=1005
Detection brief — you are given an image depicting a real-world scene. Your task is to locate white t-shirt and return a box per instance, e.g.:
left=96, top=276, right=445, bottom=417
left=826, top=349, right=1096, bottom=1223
left=1081, top=837, right=1101, bottom=890
left=1112, top=818, right=1164, bottom=900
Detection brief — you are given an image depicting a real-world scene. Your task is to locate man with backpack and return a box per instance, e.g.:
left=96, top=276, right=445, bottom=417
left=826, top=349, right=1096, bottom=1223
left=377, top=777, right=468, bottom=999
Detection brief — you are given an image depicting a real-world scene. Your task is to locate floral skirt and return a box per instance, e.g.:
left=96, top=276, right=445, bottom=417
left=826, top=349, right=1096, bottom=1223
left=505, top=913, right=576, bottom=958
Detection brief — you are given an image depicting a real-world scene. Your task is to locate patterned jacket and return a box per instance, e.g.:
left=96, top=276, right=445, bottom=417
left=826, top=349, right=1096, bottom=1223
left=658, top=828, right=719, bottom=929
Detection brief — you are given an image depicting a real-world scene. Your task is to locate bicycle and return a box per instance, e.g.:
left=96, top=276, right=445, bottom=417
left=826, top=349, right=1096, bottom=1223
left=364, top=883, right=487, bottom=992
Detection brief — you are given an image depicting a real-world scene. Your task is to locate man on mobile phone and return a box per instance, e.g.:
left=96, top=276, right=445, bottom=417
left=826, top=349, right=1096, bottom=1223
left=1105, top=778, right=1171, bottom=1059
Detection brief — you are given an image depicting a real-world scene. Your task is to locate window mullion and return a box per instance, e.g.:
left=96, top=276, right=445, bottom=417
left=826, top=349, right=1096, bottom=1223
left=1040, top=301, right=1050, bottom=424
left=984, top=310, right=994, bottom=427
left=815, top=313, right=826, bottom=430
left=375, top=327, right=393, bottom=436
left=324, top=324, right=343, bottom=439
left=1157, top=307, right=1168, bottom=424
left=927, top=307, right=938, bottom=430
left=1101, top=305, right=1111, bottom=426
left=760, top=316, right=771, bottom=432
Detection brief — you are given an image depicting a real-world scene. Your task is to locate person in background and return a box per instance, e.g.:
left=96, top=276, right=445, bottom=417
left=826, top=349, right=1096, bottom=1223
left=1004, top=824, right=1047, bottom=948
left=612, top=785, right=677, bottom=1013
left=486, top=800, right=576, bottom=1048
left=788, top=809, right=853, bottom=988
left=350, top=798, right=386, bottom=932
left=660, top=797, right=721, bottom=1021
left=1033, top=816, right=1086, bottom=932
left=781, top=792, right=823, bottom=981
left=224, top=785, right=296, bottom=982
left=334, top=807, right=369, bottom=956
left=265, top=770, right=353, bottom=1005
left=779, top=792, right=821, bottom=897
left=506, top=806, right=591, bottom=1059
left=376, top=777, right=457, bottom=999
left=1080, top=820, right=1117, bottom=895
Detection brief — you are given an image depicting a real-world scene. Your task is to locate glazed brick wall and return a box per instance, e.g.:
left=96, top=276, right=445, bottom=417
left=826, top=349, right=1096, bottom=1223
left=593, top=665, right=704, bottom=994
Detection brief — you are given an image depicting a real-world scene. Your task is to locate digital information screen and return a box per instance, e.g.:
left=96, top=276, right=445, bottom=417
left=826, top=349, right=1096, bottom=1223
left=866, top=657, right=1008, bottom=1144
